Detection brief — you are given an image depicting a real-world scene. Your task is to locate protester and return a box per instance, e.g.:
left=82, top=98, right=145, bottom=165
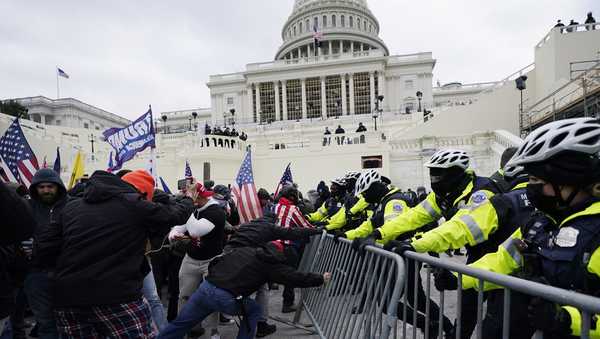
left=566, top=19, right=579, bottom=32
left=169, top=182, right=226, bottom=339
left=335, top=125, right=345, bottom=145
left=257, top=188, right=274, bottom=214
left=158, top=213, right=329, bottom=339
left=35, top=170, right=194, bottom=338
left=0, top=182, right=35, bottom=335
left=585, top=11, right=596, bottom=30
left=24, top=168, right=69, bottom=339
left=356, top=122, right=367, bottom=133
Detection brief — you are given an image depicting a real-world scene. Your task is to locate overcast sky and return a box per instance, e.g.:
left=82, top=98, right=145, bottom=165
left=0, top=0, right=596, bottom=119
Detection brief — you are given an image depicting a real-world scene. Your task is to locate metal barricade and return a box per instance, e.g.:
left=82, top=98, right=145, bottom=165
left=293, top=233, right=406, bottom=339
left=401, top=251, right=600, bottom=339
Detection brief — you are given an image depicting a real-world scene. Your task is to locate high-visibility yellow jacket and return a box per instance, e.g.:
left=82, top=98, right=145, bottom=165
left=345, top=188, right=409, bottom=241
left=462, top=201, right=600, bottom=338
left=411, top=182, right=529, bottom=254
left=308, top=196, right=344, bottom=223
left=324, top=195, right=369, bottom=231
left=377, top=173, right=499, bottom=244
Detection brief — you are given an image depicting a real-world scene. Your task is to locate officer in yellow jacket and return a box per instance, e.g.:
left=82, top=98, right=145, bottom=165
left=324, top=171, right=371, bottom=232
left=452, top=118, right=600, bottom=338
left=308, top=177, right=346, bottom=224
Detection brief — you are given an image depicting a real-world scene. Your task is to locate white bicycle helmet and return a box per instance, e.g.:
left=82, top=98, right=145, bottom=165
left=425, top=149, right=470, bottom=170
left=354, top=170, right=381, bottom=196
left=331, top=177, right=346, bottom=186
left=503, top=164, right=525, bottom=179
left=344, top=171, right=361, bottom=181
left=507, top=118, right=600, bottom=167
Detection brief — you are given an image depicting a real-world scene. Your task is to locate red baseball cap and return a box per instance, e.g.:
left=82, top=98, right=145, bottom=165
left=196, top=182, right=214, bottom=198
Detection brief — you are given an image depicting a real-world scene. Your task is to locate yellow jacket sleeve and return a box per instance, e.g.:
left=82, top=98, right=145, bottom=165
left=308, top=202, right=328, bottom=223
left=561, top=246, right=600, bottom=338
left=412, top=199, right=500, bottom=253
left=324, top=206, right=346, bottom=231
left=378, top=192, right=441, bottom=244
left=462, top=229, right=524, bottom=291
left=345, top=219, right=373, bottom=240
left=349, top=195, right=369, bottom=215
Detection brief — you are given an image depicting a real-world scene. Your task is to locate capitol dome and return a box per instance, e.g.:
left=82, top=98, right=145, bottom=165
left=275, top=0, right=389, bottom=60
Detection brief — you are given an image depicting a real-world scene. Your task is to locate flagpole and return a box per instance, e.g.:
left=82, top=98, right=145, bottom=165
left=56, top=66, right=60, bottom=99
left=148, top=104, right=158, bottom=187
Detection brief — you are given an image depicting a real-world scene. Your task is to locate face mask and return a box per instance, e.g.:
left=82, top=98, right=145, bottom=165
left=363, top=182, right=387, bottom=203
left=526, top=183, right=577, bottom=221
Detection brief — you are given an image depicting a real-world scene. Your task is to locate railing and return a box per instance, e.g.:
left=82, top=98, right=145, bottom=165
left=268, top=131, right=375, bottom=150
left=293, top=234, right=406, bottom=339
left=248, top=50, right=387, bottom=71
left=433, top=81, right=501, bottom=93
left=492, top=130, right=524, bottom=149
left=524, top=60, right=600, bottom=128
left=537, top=23, right=600, bottom=49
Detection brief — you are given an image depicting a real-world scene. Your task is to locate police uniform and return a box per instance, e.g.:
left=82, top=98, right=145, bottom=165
left=378, top=172, right=500, bottom=245
left=324, top=194, right=370, bottom=232
left=308, top=195, right=344, bottom=224
left=345, top=188, right=409, bottom=241
left=463, top=200, right=600, bottom=338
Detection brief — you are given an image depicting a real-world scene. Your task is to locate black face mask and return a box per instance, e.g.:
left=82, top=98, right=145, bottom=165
left=430, top=168, right=468, bottom=197
left=363, top=182, right=388, bottom=204
left=526, top=183, right=580, bottom=221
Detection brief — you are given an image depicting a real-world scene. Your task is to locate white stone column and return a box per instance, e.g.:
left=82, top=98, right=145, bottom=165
left=369, top=72, right=376, bottom=113
left=255, top=83, right=262, bottom=122
left=350, top=41, right=354, bottom=53
left=329, top=41, right=333, bottom=55
left=282, top=80, right=288, bottom=120
left=246, top=86, right=253, bottom=123
left=274, top=81, right=281, bottom=120
left=40, top=114, right=46, bottom=125
left=320, top=76, right=327, bottom=118
left=301, top=78, right=307, bottom=119
left=340, top=40, right=343, bottom=54
left=341, top=74, right=347, bottom=115
left=349, top=73, right=355, bottom=115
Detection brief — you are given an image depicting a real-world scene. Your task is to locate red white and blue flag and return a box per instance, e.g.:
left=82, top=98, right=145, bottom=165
left=274, top=163, right=293, bottom=198
left=57, top=67, right=70, bottom=79
left=185, top=160, right=193, bottom=178
left=231, top=151, right=263, bottom=224
left=0, top=118, right=39, bottom=186
left=313, top=24, right=323, bottom=48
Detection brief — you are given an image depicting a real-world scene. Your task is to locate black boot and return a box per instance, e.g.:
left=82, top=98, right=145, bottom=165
left=256, top=321, right=277, bottom=337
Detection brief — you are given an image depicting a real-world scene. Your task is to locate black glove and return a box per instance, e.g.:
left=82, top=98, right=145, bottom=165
left=527, top=298, right=572, bottom=335
left=383, top=240, right=402, bottom=251
left=313, top=221, right=327, bottom=228
left=351, top=236, right=376, bottom=253
left=307, top=228, right=323, bottom=236
left=433, top=268, right=458, bottom=291
left=333, top=230, right=346, bottom=243
left=392, top=241, right=415, bottom=256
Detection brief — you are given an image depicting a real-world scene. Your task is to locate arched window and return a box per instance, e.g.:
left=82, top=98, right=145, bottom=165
left=299, top=22, right=303, bottom=33
left=349, top=16, right=353, bottom=27
left=306, top=19, right=310, bottom=31
left=332, top=15, right=336, bottom=27
left=364, top=21, right=367, bottom=31
left=341, top=15, right=345, bottom=27
left=369, top=24, right=373, bottom=32
left=357, top=18, right=361, bottom=29
left=314, top=17, right=319, bottom=29
left=293, top=25, right=297, bottom=36
left=323, top=15, right=327, bottom=27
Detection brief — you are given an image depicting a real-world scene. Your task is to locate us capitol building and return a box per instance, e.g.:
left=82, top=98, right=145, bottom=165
left=4, top=0, right=599, bottom=191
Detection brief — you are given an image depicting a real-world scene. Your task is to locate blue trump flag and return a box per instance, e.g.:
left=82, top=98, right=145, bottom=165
left=103, top=108, right=155, bottom=171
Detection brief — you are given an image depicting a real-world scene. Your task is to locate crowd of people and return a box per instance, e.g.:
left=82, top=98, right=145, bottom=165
left=2, top=116, right=600, bottom=339
left=554, top=11, right=596, bottom=31
left=204, top=124, right=248, bottom=141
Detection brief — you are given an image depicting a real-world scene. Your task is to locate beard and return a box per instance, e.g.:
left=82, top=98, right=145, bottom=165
left=39, top=193, right=57, bottom=204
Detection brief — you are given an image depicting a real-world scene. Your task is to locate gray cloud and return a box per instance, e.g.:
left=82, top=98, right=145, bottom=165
left=0, top=0, right=595, bottom=119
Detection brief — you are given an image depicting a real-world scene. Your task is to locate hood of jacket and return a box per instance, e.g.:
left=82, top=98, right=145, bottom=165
left=83, top=170, right=140, bottom=204
left=226, top=216, right=278, bottom=249
left=29, top=168, right=67, bottom=202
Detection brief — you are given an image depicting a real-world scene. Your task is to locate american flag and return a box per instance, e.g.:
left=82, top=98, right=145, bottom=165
left=0, top=119, right=39, bottom=186
left=274, top=163, right=293, bottom=198
left=313, top=24, right=323, bottom=48
left=185, top=160, right=193, bottom=178
left=231, top=151, right=263, bottom=224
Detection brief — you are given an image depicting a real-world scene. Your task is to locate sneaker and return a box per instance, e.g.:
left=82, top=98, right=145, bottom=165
left=219, top=314, right=234, bottom=325
left=281, top=304, right=297, bottom=313
left=256, top=322, right=277, bottom=337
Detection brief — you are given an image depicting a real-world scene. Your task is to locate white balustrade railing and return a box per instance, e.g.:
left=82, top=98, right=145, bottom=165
left=537, top=23, right=600, bottom=49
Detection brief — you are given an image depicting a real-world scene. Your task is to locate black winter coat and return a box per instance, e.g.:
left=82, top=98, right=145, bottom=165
left=0, top=182, right=35, bottom=318
left=35, top=171, right=194, bottom=307
left=206, top=216, right=323, bottom=297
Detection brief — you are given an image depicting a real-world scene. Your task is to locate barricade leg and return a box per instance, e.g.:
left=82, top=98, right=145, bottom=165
left=482, top=289, right=536, bottom=339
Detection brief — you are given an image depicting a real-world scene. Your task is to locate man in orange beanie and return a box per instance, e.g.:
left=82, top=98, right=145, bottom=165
left=35, top=170, right=195, bottom=338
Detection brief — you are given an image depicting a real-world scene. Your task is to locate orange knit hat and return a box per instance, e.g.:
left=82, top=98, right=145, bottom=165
left=122, top=170, right=155, bottom=201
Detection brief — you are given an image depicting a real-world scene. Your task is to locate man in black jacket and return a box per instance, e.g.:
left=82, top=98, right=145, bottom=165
left=35, top=170, right=194, bottom=338
left=0, top=181, right=35, bottom=334
left=158, top=215, right=329, bottom=339
left=24, top=168, right=68, bottom=339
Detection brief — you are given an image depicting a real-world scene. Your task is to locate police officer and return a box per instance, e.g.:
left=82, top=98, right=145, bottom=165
left=398, top=163, right=533, bottom=338
left=372, top=149, right=502, bottom=338
left=458, top=118, right=600, bottom=338
left=324, top=171, right=371, bottom=233
left=308, top=178, right=346, bottom=225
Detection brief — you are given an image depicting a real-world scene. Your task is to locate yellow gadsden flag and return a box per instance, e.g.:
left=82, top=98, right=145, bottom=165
left=68, top=151, right=85, bottom=189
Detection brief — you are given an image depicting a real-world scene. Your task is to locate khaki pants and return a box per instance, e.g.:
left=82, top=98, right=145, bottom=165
left=178, top=255, right=219, bottom=332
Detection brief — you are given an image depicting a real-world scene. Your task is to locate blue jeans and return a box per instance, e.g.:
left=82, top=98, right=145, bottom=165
left=142, top=270, right=167, bottom=331
left=25, top=271, right=58, bottom=339
left=158, top=281, right=261, bottom=339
